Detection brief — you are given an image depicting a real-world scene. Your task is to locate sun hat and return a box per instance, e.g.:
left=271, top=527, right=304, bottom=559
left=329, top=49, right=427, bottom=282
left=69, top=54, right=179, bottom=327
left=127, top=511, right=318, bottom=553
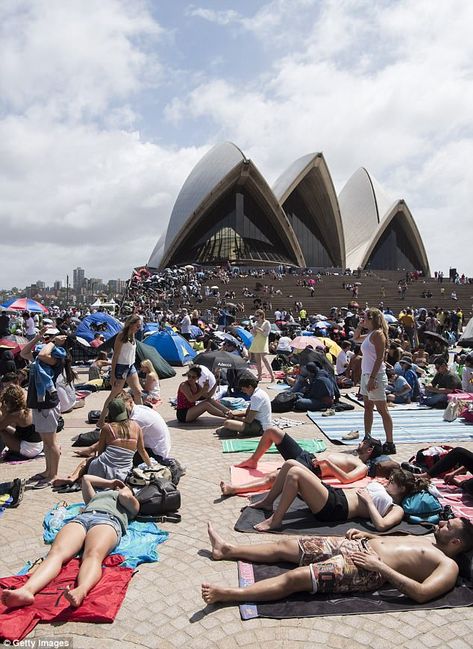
left=107, top=399, right=128, bottom=422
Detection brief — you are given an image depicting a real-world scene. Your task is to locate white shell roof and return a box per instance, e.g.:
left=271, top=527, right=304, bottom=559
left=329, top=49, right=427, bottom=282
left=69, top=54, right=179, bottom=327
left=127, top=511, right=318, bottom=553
left=339, top=168, right=395, bottom=269
left=162, top=142, right=246, bottom=255
left=148, top=232, right=166, bottom=269
left=272, top=153, right=319, bottom=201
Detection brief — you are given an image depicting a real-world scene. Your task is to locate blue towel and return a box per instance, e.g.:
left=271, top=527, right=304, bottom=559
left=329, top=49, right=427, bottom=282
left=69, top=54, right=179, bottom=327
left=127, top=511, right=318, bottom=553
left=31, top=344, right=66, bottom=402
left=43, top=503, right=168, bottom=568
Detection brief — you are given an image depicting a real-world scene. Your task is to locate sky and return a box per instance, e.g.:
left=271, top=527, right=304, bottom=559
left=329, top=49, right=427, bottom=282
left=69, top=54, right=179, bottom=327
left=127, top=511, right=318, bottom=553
left=1, top=0, right=473, bottom=289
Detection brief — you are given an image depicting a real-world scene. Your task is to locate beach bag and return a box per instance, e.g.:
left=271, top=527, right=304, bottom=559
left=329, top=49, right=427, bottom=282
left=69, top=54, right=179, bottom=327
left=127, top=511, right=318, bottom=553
left=402, top=490, right=443, bottom=524
left=125, top=465, right=172, bottom=487
left=71, top=429, right=101, bottom=447
left=271, top=391, right=298, bottom=413
left=410, top=445, right=453, bottom=474
left=135, top=477, right=181, bottom=521
left=443, top=400, right=466, bottom=422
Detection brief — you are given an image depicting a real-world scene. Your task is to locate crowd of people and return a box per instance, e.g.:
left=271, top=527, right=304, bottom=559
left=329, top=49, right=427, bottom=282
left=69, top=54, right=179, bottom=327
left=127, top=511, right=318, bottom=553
left=1, top=262, right=473, bottom=616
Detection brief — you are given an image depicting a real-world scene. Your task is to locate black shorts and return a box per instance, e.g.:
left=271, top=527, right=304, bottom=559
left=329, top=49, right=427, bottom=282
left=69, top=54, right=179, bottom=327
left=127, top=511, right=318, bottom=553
left=316, top=485, right=349, bottom=522
left=176, top=408, right=189, bottom=423
left=275, top=433, right=320, bottom=476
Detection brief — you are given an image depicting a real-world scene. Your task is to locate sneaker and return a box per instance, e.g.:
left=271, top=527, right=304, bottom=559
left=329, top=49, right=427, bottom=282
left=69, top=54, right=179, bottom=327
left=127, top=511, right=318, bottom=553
left=9, top=478, right=26, bottom=508
left=322, top=409, right=336, bottom=417
left=343, top=429, right=360, bottom=440
left=382, top=442, right=397, bottom=455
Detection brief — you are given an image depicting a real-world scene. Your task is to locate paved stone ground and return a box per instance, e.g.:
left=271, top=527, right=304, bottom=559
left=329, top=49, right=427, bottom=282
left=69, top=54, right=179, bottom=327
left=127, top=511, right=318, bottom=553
left=2, top=369, right=473, bottom=649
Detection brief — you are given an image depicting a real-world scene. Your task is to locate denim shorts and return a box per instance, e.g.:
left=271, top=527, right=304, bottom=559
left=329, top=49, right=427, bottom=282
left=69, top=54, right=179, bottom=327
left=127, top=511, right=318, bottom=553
left=115, top=363, right=137, bottom=380
left=70, top=511, right=122, bottom=544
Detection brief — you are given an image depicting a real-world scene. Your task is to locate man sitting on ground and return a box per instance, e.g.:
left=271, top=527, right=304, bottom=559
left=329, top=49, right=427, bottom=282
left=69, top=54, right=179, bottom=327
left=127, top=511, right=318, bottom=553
left=201, top=518, right=473, bottom=605
left=422, top=357, right=462, bottom=408
left=218, top=376, right=271, bottom=437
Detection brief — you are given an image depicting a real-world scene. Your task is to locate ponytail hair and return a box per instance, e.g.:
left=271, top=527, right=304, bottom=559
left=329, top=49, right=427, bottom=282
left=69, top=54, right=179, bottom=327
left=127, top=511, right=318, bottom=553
left=390, top=468, right=431, bottom=497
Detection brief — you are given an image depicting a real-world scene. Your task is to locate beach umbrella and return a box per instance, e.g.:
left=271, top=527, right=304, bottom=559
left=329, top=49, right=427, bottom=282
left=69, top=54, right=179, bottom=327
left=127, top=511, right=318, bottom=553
left=319, top=337, right=342, bottom=358
left=290, top=336, right=324, bottom=350
left=189, top=325, right=204, bottom=338
left=383, top=313, right=398, bottom=324
left=270, top=323, right=281, bottom=334
left=233, top=326, right=253, bottom=348
left=213, top=332, right=242, bottom=348
left=1, top=297, right=48, bottom=313
left=210, top=285, right=219, bottom=290
left=193, top=350, right=248, bottom=371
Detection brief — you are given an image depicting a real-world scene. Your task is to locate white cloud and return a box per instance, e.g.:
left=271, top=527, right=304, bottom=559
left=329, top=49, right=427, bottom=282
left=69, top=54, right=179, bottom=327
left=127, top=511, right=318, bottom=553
left=172, top=0, right=473, bottom=274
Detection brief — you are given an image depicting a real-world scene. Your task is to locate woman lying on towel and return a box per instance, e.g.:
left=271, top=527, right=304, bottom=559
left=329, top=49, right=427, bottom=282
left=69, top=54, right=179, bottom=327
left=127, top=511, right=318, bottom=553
left=1, top=475, right=139, bottom=609
left=249, top=464, right=429, bottom=532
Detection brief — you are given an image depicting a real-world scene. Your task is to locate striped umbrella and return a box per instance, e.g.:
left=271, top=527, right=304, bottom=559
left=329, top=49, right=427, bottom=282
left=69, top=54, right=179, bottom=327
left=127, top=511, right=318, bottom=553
left=1, top=297, right=48, bottom=313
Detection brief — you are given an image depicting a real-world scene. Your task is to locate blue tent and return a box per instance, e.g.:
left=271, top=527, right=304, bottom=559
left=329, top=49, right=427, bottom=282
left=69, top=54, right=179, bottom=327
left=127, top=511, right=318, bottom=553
left=75, top=313, right=122, bottom=343
left=233, top=326, right=253, bottom=348
left=144, top=330, right=196, bottom=366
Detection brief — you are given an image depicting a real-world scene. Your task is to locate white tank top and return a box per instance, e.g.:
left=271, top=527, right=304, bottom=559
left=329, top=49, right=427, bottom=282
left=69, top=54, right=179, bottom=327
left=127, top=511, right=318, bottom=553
left=361, top=331, right=385, bottom=374
left=366, top=481, right=393, bottom=516
left=116, top=340, right=136, bottom=366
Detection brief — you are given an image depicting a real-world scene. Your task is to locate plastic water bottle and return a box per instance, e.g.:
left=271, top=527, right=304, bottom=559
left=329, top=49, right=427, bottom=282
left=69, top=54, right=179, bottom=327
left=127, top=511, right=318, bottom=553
left=50, top=505, right=67, bottom=529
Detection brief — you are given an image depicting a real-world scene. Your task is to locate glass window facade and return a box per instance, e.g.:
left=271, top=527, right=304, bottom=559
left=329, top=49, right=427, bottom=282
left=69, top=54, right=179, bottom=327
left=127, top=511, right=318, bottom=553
left=366, top=214, right=423, bottom=271
left=283, top=187, right=335, bottom=267
left=167, top=188, right=298, bottom=266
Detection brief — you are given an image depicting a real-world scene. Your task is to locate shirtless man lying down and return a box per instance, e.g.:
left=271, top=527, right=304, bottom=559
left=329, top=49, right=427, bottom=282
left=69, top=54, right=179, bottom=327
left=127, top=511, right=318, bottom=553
left=202, top=518, right=473, bottom=605
left=220, top=431, right=382, bottom=497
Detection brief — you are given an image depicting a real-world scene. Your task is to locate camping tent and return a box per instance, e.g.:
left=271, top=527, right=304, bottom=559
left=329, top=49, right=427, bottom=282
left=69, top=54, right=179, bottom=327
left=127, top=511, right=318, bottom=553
left=75, top=313, right=122, bottom=343
left=144, top=330, right=196, bottom=366
left=99, top=335, right=175, bottom=379
left=458, top=318, right=473, bottom=348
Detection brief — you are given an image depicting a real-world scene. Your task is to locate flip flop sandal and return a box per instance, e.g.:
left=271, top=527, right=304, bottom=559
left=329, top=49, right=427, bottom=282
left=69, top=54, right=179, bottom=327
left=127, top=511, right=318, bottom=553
left=27, top=473, right=48, bottom=483
left=32, top=479, right=52, bottom=490
left=57, top=483, right=81, bottom=493
left=342, top=430, right=360, bottom=440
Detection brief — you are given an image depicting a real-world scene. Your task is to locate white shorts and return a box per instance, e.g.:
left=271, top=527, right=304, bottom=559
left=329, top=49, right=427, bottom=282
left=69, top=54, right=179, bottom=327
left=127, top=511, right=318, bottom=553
left=360, top=372, right=388, bottom=402
left=32, top=406, right=61, bottom=434
left=19, top=440, right=44, bottom=458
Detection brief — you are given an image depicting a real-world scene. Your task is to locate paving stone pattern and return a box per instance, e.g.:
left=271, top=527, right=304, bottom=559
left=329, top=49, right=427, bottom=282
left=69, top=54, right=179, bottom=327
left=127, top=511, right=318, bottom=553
left=1, top=369, right=473, bottom=648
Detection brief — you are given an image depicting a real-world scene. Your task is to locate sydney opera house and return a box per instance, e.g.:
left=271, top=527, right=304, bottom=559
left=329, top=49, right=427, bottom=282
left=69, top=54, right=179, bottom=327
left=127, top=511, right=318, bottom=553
left=147, top=142, right=430, bottom=275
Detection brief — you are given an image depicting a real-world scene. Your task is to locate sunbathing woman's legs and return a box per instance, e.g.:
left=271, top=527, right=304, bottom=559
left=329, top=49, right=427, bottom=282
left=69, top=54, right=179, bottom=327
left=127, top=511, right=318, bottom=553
left=253, top=464, right=330, bottom=531
left=185, top=400, right=229, bottom=422
left=64, top=524, right=119, bottom=607
left=1, top=522, right=87, bottom=608
left=220, top=470, right=278, bottom=496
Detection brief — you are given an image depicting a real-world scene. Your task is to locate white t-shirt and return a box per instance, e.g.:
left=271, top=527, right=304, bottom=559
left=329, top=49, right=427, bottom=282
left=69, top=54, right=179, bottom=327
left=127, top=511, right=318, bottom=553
left=336, top=350, right=353, bottom=375
left=25, top=317, right=36, bottom=336
left=130, top=405, right=171, bottom=458
left=180, top=315, right=191, bottom=334
left=195, top=364, right=216, bottom=390
left=250, top=387, right=272, bottom=430
left=277, top=336, right=292, bottom=352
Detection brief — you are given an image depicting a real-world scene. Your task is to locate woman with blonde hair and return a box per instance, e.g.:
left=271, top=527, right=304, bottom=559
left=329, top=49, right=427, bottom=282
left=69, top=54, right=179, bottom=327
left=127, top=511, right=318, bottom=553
left=140, top=359, right=161, bottom=405
left=96, top=314, right=142, bottom=430
left=249, top=310, right=274, bottom=382
left=353, top=308, right=395, bottom=454
left=0, top=384, right=43, bottom=459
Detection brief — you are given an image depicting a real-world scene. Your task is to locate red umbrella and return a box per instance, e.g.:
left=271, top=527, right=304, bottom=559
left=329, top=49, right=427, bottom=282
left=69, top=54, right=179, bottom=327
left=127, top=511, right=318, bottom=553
left=1, top=297, right=48, bottom=313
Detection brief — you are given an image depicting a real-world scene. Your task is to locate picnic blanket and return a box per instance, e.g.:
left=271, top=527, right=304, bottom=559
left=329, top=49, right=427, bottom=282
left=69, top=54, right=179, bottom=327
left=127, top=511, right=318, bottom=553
left=345, top=392, right=422, bottom=410
left=221, top=439, right=327, bottom=454
left=43, top=503, right=168, bottom=569
left=307, top=409, right=473, bottom=446
left=238, top=560, right=473, bottom=619
left=0, top=554, right=132, bottom=641
left=434, top=478, right=473, bottom=520
left=235, top=495, right=433, bottom=535
left=229, top=464, right=371, bottom=497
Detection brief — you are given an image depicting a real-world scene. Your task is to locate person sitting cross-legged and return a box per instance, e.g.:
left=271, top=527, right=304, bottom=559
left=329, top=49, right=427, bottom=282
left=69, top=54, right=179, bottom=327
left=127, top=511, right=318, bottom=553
left=1, top=475, right=139, bottom=609
left=201, top=518, right=473, bottom=605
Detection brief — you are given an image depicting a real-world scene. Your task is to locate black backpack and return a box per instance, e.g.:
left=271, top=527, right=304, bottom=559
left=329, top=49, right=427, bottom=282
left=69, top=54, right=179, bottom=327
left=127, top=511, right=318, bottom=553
left=271, top=390, right=298, bottom=413
left=135, top=477, right=181, bottom=523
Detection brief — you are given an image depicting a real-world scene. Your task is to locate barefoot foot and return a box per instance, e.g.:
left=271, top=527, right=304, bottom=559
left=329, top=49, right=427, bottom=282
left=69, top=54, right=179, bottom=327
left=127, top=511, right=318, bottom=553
left=64, top=584, right=86, bottom=608
left=207, top=522, right=232, bottom=560
left=1, top=587, right=35, bottom=608
left=235, top=458, right=258, bottom=469
left=201, top=582, right=231, bottom=604
left=254, top=515, right=282, bottom=532
left=247, top=498, right=273, bottom=511
left=219, top=481, right=235, bottom=497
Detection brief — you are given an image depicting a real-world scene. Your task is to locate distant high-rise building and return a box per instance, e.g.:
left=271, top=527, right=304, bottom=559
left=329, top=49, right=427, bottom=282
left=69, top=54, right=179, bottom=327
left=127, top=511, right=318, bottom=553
left=36, top=280, right=46, bottom=290
left=73, top=267, right=85, bottom=291
left=53, top=280, right=63, bottom=291
left=108, top=279, right=126, bottom=294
